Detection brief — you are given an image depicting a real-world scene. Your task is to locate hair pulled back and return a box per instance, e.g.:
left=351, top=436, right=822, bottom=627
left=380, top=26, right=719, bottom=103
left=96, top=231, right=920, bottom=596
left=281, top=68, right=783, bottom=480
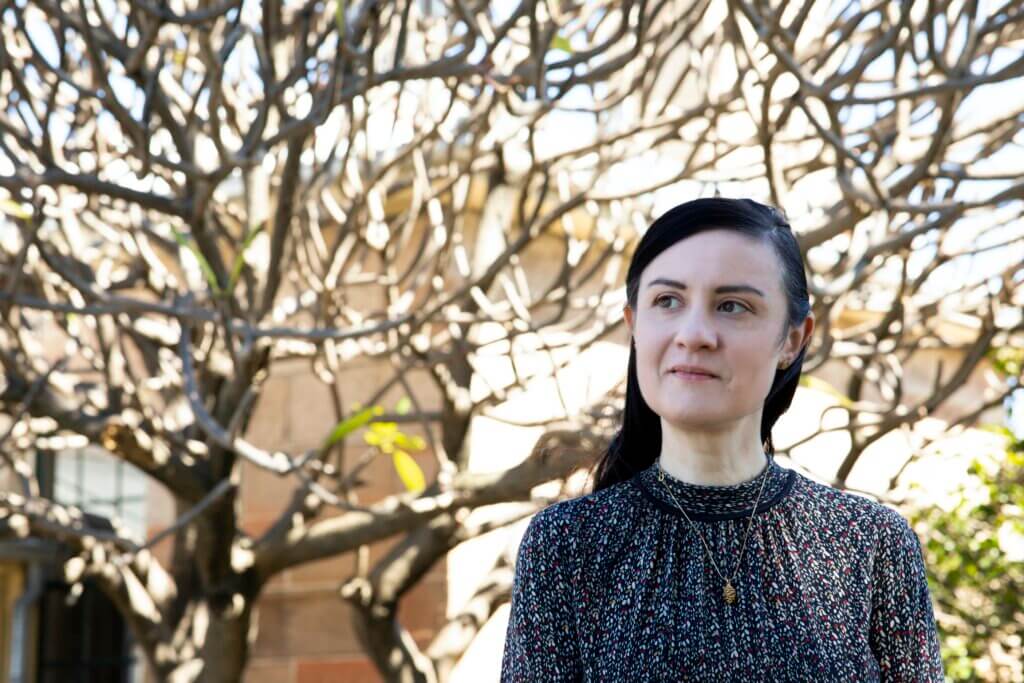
left=591, top=197, right=811, bottom=493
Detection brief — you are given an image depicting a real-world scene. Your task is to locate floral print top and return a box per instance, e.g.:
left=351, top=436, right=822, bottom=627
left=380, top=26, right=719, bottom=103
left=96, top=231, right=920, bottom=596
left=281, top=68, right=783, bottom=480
left=500, top=456, right=944, bottom=681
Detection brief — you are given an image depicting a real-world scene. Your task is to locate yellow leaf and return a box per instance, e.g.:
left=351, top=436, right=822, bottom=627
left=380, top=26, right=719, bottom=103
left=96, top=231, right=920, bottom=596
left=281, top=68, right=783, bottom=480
left=550, top=35, right=572, bottom=53
left=392, top=450, right=425, bottom=493
left=0, top=199, right=31, bottom=219
left=395, top=433, right=426, bottom=451
left=799, top=375, right=854, bottom=408
left=363, top=420, right=402, bottom=454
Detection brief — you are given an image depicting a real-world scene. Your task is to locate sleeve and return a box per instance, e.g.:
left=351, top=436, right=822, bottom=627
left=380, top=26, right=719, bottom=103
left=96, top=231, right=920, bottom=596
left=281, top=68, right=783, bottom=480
left=868, top=507, right=945, bottom=682
left=500, top=506, right=582, bottom=682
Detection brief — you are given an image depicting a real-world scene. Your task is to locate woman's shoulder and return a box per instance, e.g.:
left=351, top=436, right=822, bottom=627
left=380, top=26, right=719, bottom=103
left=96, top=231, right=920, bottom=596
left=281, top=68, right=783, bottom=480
left=788, top=468, right=918, bottom=539
left=540, top=474, right=642, bottom=517
left=523, top=476, right=643, bottom=545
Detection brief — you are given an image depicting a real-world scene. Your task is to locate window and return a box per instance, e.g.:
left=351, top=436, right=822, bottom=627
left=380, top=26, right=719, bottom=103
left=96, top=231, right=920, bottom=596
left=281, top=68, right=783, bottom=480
left=53, top=446, right=147, bottom=541
left=31, top=446, right=149, bottom=682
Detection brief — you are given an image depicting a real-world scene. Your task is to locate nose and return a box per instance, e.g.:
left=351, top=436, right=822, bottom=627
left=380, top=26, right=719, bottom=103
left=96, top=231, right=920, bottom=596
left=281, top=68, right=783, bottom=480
left=672, top=307, right=719, bottom=351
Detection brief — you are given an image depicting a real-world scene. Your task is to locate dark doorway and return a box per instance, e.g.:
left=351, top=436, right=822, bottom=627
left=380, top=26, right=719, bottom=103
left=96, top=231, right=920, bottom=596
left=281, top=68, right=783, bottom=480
left=36, top=577, right=136, bottom=683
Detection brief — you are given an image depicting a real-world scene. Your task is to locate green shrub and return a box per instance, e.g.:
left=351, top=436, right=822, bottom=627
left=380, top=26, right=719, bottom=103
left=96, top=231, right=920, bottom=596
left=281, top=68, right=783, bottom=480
left=907, top=425, right=1024, bottom=681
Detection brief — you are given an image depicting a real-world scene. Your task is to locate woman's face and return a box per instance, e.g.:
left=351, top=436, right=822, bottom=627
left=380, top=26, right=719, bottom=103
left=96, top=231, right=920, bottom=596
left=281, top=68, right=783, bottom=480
left=623, top=229, right=810, bottom=430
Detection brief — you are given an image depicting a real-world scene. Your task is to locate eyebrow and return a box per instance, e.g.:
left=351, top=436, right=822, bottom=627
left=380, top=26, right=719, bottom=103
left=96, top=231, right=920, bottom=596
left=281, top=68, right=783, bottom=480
left=646, top=278, right=766, bottom=298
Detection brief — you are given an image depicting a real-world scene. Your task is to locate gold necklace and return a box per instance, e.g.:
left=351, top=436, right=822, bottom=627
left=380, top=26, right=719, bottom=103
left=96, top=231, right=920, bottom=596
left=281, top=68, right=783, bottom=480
left=655, top=455, right=772, bottom=605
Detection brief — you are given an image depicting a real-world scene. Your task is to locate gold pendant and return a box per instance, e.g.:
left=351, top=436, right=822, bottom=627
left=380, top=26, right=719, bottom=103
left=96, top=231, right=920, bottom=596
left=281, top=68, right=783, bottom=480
left=723, top=579, right=737, bottom=604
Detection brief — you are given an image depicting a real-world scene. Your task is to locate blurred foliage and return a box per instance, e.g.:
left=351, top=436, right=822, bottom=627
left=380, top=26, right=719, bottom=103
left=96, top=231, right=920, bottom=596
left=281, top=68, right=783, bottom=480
left=322, top=398, right=428, bottom=493
left=907, top=422, right=1024, bottom=681
left=986, top=347, right=1024, bottom=381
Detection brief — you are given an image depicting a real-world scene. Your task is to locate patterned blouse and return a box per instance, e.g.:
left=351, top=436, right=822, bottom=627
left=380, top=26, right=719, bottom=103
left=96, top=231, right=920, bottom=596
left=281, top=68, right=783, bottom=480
left=500, top=456, right=945, bottom=681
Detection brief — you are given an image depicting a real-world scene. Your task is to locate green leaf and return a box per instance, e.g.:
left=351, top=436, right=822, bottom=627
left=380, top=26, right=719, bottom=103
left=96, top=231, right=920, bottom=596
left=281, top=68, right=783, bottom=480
left=322, top=405, right=383, bottom=449
left=977, top=423, right=1014, bottom=439
left=395, top=397, right=412, bottom=415
left=550, top=35, right=572, bottom=53
left=985, top=345, right=1024, bottom=378
left=335, top=0, right=346, bottom=33
left=392, top=450, right=425, bottom=493
left=173, top=229, right=221, bottom=294
left=171, top=230, right=188, bottom=248
left=228, top=223, right=264, bottom=293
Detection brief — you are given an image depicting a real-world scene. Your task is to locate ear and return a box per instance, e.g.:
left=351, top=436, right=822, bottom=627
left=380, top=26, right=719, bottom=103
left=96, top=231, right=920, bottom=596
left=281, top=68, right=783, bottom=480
left=623, top=305, right=634, bottom=339
left=782, top=311, right=815, bottom=365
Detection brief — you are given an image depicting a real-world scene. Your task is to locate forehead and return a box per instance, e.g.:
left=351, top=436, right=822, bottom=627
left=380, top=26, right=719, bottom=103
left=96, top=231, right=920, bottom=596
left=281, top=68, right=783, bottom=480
left=640, top=229, right=780, bottom=290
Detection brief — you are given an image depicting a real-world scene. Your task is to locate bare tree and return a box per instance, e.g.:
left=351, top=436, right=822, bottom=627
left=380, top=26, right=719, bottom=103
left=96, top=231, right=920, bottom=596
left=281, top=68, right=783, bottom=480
left=1, top=0, right=1022, bottom=680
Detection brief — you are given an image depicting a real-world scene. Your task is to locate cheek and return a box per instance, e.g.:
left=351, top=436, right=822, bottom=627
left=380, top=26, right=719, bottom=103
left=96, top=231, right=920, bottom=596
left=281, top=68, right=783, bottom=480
left=721, top=352, right=771, bottom=387
left=728, top=352, right=782, bottom=402
left=632, top=338, right=664, bottom=395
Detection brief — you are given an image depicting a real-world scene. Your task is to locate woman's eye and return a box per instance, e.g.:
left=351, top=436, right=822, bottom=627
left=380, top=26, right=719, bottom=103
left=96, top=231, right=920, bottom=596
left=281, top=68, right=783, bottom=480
left=653, top=295, right=749, bottom=313
left=720, top=300, right=750, bottom=314
left=654, top=294, right=679, bottom=308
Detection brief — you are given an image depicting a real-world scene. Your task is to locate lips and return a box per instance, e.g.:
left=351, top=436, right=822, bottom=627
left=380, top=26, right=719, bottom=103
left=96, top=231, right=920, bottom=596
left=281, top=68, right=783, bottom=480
left=668, top=365, right=717, bottom=378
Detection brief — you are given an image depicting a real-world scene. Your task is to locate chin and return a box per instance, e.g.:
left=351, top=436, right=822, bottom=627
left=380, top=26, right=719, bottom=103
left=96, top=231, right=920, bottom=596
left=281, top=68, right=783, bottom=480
left=656, top=405, right=733, bottom=428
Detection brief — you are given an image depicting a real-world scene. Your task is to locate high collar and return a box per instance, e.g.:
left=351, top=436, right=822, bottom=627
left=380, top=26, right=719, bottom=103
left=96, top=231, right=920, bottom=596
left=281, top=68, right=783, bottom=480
left=632, top=455, right=796, bottom=522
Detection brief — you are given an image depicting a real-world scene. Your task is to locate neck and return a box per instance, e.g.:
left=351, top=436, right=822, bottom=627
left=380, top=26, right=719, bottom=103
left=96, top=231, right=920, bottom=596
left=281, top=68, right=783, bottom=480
left=658, top=418, right=768, bottom=486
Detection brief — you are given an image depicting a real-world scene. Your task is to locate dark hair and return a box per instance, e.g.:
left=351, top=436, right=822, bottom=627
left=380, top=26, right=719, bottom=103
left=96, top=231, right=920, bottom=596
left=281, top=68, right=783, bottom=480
left=590, top=197, right=811, bottom=493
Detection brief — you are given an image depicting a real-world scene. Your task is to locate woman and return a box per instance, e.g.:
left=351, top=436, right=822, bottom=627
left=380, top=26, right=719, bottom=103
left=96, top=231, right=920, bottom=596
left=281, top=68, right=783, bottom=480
left=500, top=198, right=944, bottom=681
